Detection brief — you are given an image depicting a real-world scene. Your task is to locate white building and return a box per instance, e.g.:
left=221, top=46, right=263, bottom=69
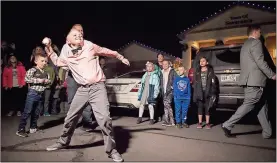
left=106, top=40, right=176, bottom=75
left=177, top=2, right=276, bottom=70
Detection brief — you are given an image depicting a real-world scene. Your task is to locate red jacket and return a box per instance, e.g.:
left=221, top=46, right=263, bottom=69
left=2, top=62, right=26, bottom=88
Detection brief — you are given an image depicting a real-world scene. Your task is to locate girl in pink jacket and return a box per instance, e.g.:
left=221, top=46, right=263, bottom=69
left=2, top=55, right=26, bottom=116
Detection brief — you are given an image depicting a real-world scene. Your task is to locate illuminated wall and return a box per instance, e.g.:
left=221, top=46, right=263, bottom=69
left=265, top=35, right=276, bottom=65
left=198, top=41, right=215, bottom=48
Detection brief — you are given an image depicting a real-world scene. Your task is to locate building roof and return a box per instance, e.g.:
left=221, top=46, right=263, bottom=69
left=176, top=1, right=276, bottom=40
left=118, top=40, right=176, bottom=58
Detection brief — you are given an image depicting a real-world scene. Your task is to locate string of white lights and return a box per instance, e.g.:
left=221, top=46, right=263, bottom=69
left=176, top=1, right=276, bottom=38
left=118, top=40, right=175, bottom=57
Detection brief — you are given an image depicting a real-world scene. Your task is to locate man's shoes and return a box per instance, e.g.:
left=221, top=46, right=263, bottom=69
left=136, top=117, right=142, bottom=124
left=221, top=125, right=236, bottom=138
left=108, top=150, right=123, bottom=162
left=16, top=129, right=28, bottom=137
left=46, top=142, right=68, bottom=151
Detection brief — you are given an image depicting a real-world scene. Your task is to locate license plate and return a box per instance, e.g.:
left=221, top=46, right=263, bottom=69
left=221, top=74, right=239, bottom=82
left=113, top=85, right=121, bottom=91
left=106, top=85, right=121, bottom=92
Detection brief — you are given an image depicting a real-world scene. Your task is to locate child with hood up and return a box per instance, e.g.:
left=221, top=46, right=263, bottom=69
left=137, top=61, right=160, bottom=125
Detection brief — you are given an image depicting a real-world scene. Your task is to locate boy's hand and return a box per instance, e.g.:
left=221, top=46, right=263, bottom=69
left=44, top=79, right=51, bottom=83
left=37, top=78, right=45, bottom=83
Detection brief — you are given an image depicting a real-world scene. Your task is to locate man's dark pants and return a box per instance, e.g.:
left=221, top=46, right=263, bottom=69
left=66, top=74, right=93, bottom=126
left=223, top=86, right=272, bottom=138
left=42, top=88, right=52, bottom=114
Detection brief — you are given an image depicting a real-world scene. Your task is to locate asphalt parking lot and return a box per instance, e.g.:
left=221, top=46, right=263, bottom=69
left=1, top=107, right=276, bottom=162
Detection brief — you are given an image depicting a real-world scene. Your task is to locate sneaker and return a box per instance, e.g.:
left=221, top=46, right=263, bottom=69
left=149, top=119, right=155, bottom=125
left=7, top=111, right=14, bottom=116
left=108, top=151, right=123, bottom=162
left=205, top=124, right=212, bottom=129
left=183, top=123, right=189, bottom=128
left=16, top=130, right=28, bottom=137
left=176, top=124, right=181, bottom=129
left=81, top=125, right=94, bottom=132
left=43, top=113, right=51, bottom=116
left=221, top=124, right=235, bottom=138
left=46, top=142, right=68, bottom=151
left=136, top=117, right=142, bottom=124
left=197, top=123, right=203, bottom=129
left=17, top=111, right=22, bottom=116
left=162, top=121, right=168, bottom=126
left=166, top=123, right=175, bottom=127
left=158, top=117, right=162, bottom=122
left=30, top=128, right=38, bottom=134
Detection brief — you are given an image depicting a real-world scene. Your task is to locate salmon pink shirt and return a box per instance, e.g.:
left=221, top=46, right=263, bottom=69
left=48, top=40, right=124, bottom=85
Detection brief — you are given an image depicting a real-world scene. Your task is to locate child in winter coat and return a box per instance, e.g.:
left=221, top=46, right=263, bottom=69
left=137, top=61, right=160, bottom=125
left=193, top=56, right=218, bottom=129
left=2, top=55, right=26, bottom=116
left=173, top=65, right=191, bottom=128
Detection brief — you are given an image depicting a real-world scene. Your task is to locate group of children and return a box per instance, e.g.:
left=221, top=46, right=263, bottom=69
left=137, top=56, right=218, bottom=129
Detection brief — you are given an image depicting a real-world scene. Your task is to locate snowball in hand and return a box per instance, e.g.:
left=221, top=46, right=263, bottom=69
left=42, top=38, right=50, bottom=46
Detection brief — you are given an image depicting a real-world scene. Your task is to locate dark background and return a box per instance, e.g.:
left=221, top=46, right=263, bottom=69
left=2, top=1, right=276, bottom=65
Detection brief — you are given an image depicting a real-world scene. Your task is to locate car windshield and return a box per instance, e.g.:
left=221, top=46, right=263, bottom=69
left=215, top=48, right=241, bottom=66
left=117, top=71, right=145, bottom=78
left=192, top=47, right=241, bottom=68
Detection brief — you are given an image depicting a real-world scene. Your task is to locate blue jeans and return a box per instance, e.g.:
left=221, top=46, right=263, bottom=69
left=18, top=89, right=43, bottom=131
left=174, top=99, right=190, bottom=124
left=66, top=74, right=93, bottom=125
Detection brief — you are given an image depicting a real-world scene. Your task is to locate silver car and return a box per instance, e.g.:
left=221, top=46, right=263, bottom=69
left=106, top=70, right=145, bottom=109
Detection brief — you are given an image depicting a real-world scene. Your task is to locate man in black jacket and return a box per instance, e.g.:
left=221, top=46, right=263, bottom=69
left=160, top=60, right=176, bottom=126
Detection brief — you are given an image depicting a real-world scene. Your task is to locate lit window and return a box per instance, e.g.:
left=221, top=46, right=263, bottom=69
left=273, top=49, right=276, bottom=59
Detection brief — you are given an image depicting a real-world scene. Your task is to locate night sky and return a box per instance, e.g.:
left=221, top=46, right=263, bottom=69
left=2, top=1, right=276, bottom=64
